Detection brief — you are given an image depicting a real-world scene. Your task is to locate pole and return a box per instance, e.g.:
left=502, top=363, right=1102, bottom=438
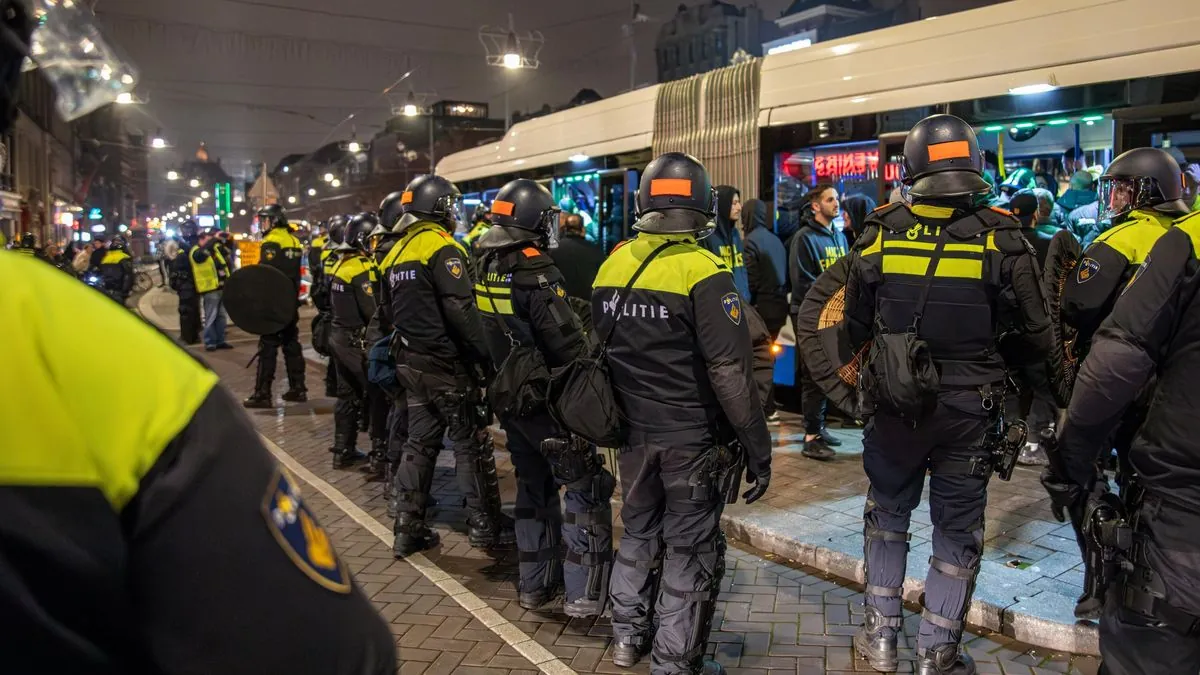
left=504, top=86, right=510, bottom=131
left=429, top=114, right=436, bottom=174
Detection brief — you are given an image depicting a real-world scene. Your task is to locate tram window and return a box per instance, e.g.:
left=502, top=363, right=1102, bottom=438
left=553, top=173, right=601, bottom=245
left=774, top=141, right=902, bottom=236
left=974, top=117, right=1112, bottom=206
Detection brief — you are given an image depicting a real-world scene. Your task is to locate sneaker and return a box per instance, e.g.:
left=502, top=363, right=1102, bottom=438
left=563, top=596, right=603, bottom=619
left=1017, top=442, right=1050, bottom=466
left=817, top=428, right=843, bottom=447
left=204, top=345, right=217, bottom=352
left=281, top=389, right=307, bottom=403
left=766, top=411, right=781, bottom=424
left=801, top=437, right=837, bottom=461
left=216, top=343, right=234, bottom=350
left=242, top=392, right=272, bottom=409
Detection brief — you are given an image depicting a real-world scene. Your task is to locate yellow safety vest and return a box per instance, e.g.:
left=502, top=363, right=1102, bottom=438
left=0, top=251, right=218, bottom=509
left=100, top=250, right=130, bottom=266
left=188, top=246, right=221, bottom=294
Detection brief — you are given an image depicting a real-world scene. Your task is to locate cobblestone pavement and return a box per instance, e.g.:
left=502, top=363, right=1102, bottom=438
left=139, top=289, right=1100, bottom=674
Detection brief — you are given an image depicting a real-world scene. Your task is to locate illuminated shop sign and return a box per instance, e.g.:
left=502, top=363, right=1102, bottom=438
left=813, top=150, right=901, bottom=182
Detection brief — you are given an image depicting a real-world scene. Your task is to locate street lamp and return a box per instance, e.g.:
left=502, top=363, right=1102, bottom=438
left=115, top=92, right=134, bottom=105
left=308, top=188, right=317, bottom=196
left=287, top=195, right=297, bottom=204
left=151, top=136, right=166, bottom=149
left=403, top=90, right=419, bottom=117
left=166, top=170, right=179, bottom=181
left=347, top=140, right=362, bottom=153
left=323, top=172, right=334, bottom=183
left=239, top=209, right=247, bottom=216
left=331, top=178, right=342, bottom=188
left=480, top=16, right=543, bottom=130
left=503, top=32, right=521, bottom=69
left=189, top=178, right=200, bottom=188
left=200, top=190, right=210, bottom=199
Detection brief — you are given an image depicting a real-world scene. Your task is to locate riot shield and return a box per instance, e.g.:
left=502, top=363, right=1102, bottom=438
left=223, top=264, right=297, bottom=335
left=794, top=256, right=867, bottom=416
left=1043, top=230, right=1083, bottom=408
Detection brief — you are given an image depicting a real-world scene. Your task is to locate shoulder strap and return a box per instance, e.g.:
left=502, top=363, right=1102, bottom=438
left=599, top=241, right=677, bottom=348
left=909, top=225, right=949, bottom=333
left=479, top=251, right=518, bottom=345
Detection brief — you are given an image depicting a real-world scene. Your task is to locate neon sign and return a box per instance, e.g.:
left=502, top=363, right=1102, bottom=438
left=813, top=150, right=901, bottom=182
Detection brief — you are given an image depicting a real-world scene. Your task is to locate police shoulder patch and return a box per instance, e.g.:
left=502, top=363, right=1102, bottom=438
left=263, top=467, right=352, bottom=593
left=264, top=248, right=276, bottom=261
left=362, top=281, right=374, bottom=296
left=445, top=257, right=464, bottom=279
left=1077, top=257, right=1101, bottom=283
left=721, top=292, right=742, bottom=325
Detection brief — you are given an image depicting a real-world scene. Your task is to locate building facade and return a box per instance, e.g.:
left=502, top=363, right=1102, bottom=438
left=7, top=72, right=77, bottom=247
left=769, top=0, right=1006, bottom=50
left=655, top=1, right=775, bottom=82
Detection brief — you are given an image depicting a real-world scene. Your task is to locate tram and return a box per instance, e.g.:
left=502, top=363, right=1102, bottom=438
left=437, top=0, right=1200, bottom=396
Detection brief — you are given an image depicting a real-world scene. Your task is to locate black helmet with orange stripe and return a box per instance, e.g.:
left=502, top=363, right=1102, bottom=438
left=476, top=179, right=561, bottom=252
left=632, top=152, right=717, bottom=235
left=901, top=114, right=991, bottom=201
left=390, top=174, right=463, bottom=235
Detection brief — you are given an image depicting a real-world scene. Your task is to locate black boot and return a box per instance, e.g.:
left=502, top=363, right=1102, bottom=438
left=394, top=513, right=440, bottom=558
left=563, top=597, right=603, bottom=619
left=611, top=634, right=651, bottom=668
left=365, top=438, right=387, bottom=481
left=854, top=607, right=900, bottom=672
left=917, top=644, right=976, bottom=675
left=243, top=391, right=272, bottom=409
left=330, top=409, right=366, bottom=469
left=519, top=581, right=563, bottom=611
left=467, top=510, right=517, bottom=549
left=282, top=387, right=307, bottom=403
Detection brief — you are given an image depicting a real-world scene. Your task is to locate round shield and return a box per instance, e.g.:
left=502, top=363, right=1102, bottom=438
left=794, top=256, right=867, bottom=416
left=223, top=264, right=297, bottom=335
left=1043, top=229, right=1083, bottom=407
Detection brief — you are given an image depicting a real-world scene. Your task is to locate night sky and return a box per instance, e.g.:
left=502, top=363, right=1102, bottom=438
left=93, top=0, right=792, bottom=206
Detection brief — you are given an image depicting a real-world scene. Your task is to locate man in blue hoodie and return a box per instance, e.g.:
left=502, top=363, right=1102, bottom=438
left=788, top=184, right=849, bottom=460
left=701, top=185, right=751, bottom=299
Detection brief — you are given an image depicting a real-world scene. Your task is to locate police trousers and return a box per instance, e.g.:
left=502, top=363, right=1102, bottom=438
left=395, top=373, right=497, bottom=522
left=330, top=330, right=388, bottom=445
left=861, top=390, right=991, bottom=654
left=610, top=427, right=727, bottom=675
left=178, top=293, right=201, bottom=345
left=1100, top=495, right=1200, bottom=674
left=503, top=414, right=614, bottom=603
left=254, top=316, right=305, bottom=394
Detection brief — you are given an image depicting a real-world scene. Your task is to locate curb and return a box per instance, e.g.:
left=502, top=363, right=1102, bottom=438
left=720, top=513, right=1100, bottom=656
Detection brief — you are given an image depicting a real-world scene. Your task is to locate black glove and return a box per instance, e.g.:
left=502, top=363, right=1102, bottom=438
left=742, top=468, right=770, bottom=505
left=1040, top=468, right=1084, bottom=524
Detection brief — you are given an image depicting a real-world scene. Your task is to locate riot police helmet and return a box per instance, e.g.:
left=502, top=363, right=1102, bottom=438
left=19, top=232, right=35, bottom=248
left=109, top=235, right=128, bottom=252
left=901, top=114, right=991, bottom=201
left=327, top=214, right=348, bottom=249
left=472, top=202, right=490, bottom=224
left=632, top=152, right=717, bottom=235
left=339, top=212, right=378, bottom=252
left=256, top=203, right=288, bottom=230
left=379, top=191, right=406, bottom=231
left=476, top=179, right=560, bottom=252
left=179, top=219, right=199, bottom=242
left=391, top=174, right=463, bottom=234
left=1098, top=147, right=1190, bottom=220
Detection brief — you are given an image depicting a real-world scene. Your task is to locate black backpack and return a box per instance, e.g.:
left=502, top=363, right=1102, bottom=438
left=478, top=253, right=553, bottom=419
left=859, top=228, right=945, bottom=423
left=547, top=242, right=675, bottom=446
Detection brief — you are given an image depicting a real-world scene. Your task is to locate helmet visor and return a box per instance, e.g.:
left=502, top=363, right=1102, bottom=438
left=542, top=208, right=562, bottom=249
left=1098, top=175, right=1164, bottom=221
left=24, top=0, right=138, bottom=121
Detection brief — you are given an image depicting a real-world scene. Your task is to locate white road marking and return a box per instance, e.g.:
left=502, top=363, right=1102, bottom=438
left=258, top=435, right=578, bottom=675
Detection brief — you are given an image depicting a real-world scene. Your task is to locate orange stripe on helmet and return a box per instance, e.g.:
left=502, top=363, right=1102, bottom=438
left=927, top=140, right=972, bottom=163
left=491, top=200, right=515, bottom=216
left=400, top=191, right=414, bottom=205
left=649, top=178, right=693, bottom=197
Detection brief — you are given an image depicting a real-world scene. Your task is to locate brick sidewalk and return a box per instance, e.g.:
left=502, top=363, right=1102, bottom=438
left=139, top=288, right=1099, bottom=674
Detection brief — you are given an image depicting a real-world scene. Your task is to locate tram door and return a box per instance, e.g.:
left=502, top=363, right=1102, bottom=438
left=598, top=169, right=638, bottom=254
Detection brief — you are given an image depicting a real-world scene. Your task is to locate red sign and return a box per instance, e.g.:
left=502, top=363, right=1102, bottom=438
left=813, top=150, right=901, bottom=182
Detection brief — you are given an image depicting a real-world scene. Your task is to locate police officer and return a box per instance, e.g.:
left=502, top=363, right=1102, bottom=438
left=308, top=220, right=329, bottom=285
left=245, top=204, right=308, bottom=408
left=1062, top=147, right=1191, bottom=353
left=98, top=234, right=134, bottom=305
left=328, top=213, right=388, bottom=471
left=0, top=2, right=396, bottom=670
left=312, top=216, right=348, bottom=399
left=597, top=152, right=772, bottom=675
left=475, top=179, right=615, bottom=615
left=844, top=115, right=1052, bottom=675
left=373, top=193, right=410, bottom=512
left=461, top=203, right=492, bottom=252
left=171, top=220, right=203, bottom=345
left=1051, top=208, right=1200, bottom=674
left=377, top=175, right=515, bottom=556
